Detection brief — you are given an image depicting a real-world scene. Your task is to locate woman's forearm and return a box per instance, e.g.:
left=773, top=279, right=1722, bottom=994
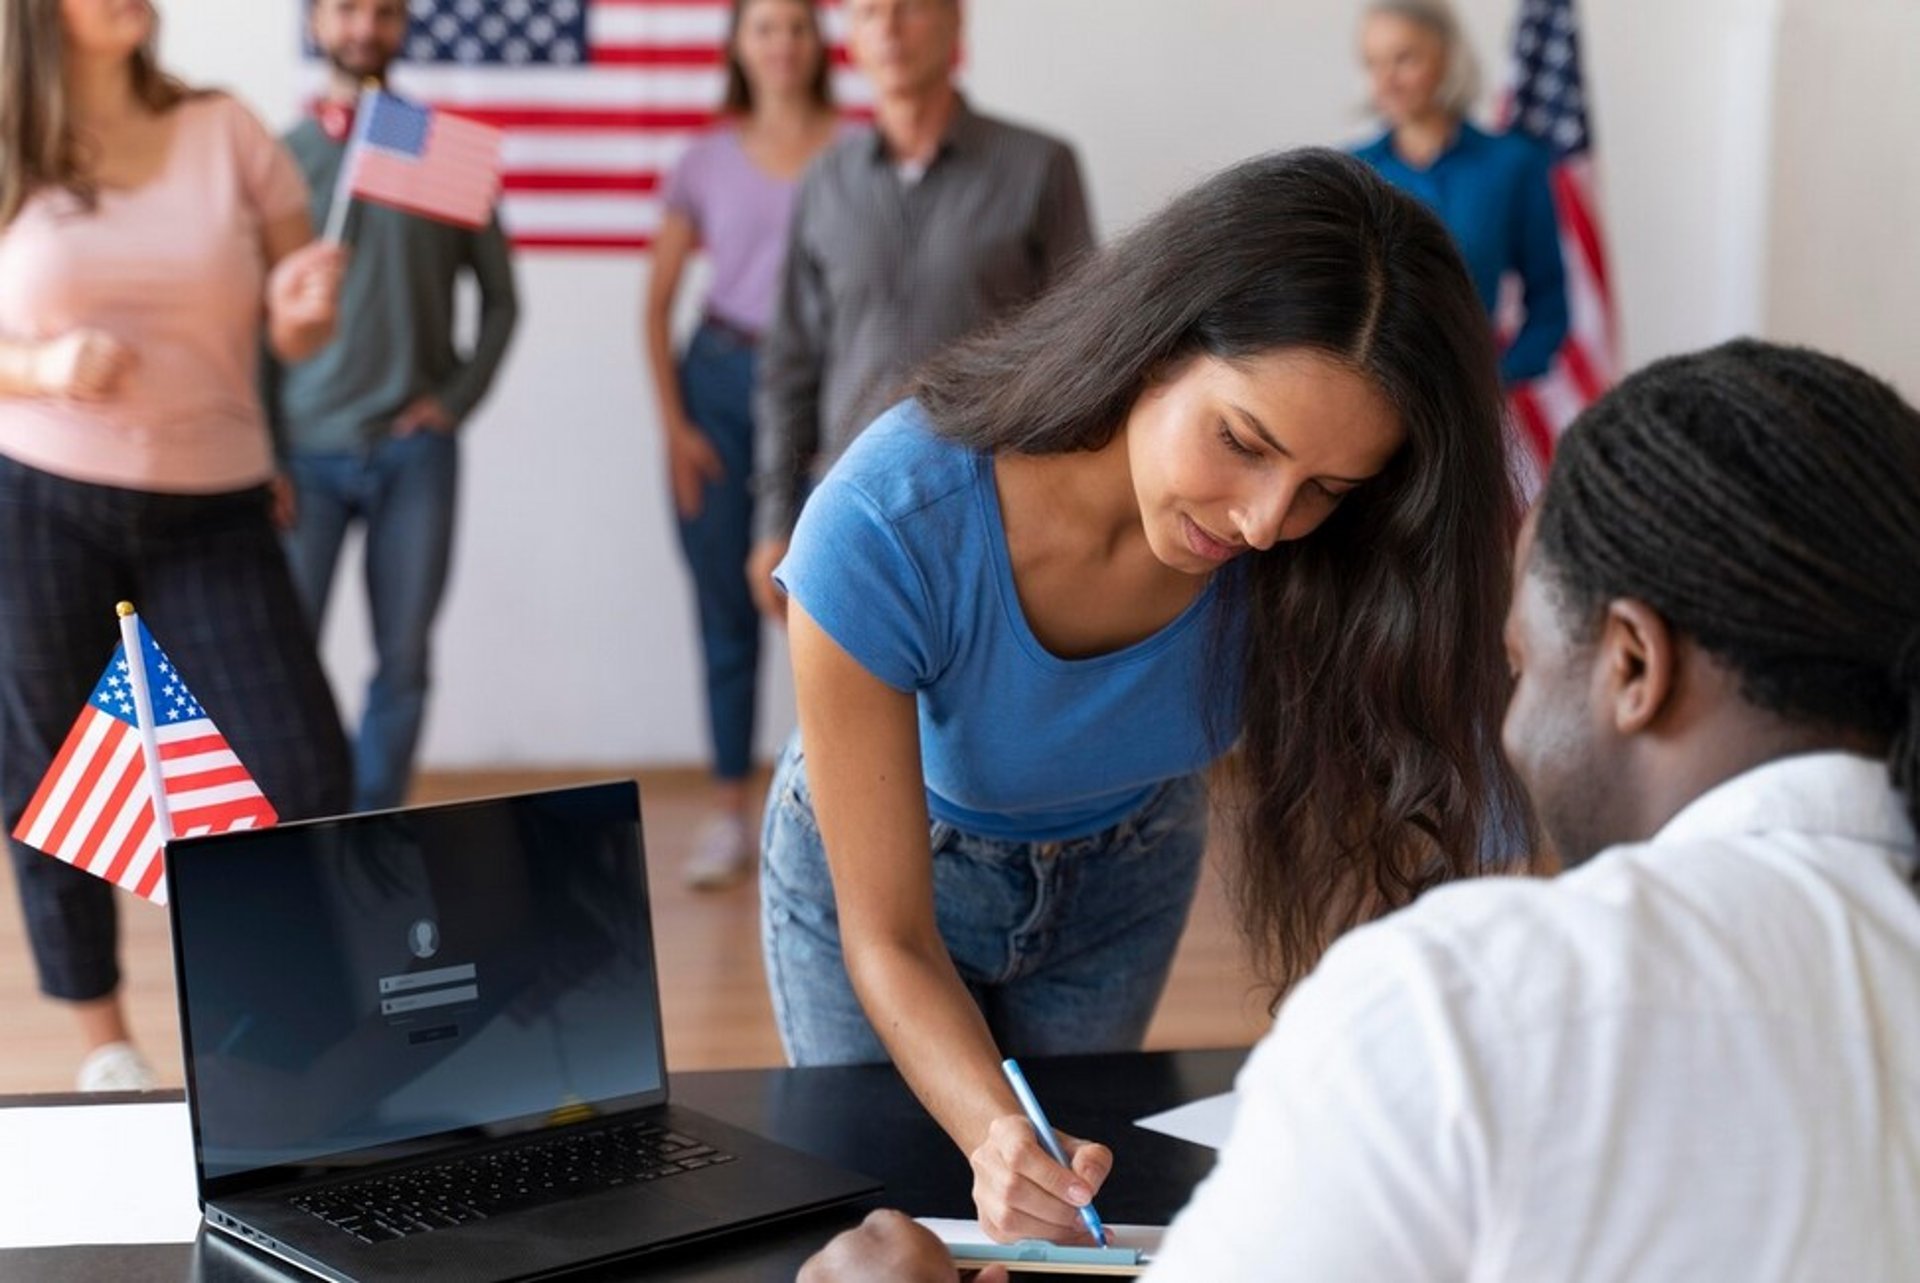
left=643, top=297, right=692, bottom=437
left=846, top=934, right=1024, bottom=1154
left=643, top=212, right=700, bottom=438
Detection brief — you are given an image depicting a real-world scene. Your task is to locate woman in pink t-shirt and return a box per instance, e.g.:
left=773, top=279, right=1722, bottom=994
left=643, top=0, right=843, bottom=890
left=0, top=0, right=353, bottom=1091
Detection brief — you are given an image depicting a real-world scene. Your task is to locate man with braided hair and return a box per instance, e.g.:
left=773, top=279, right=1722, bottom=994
left=799, top=337, right=1920, bottom=1281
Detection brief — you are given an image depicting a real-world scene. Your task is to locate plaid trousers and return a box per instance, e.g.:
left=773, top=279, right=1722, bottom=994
left=0, top=454, right=351, bottom=1000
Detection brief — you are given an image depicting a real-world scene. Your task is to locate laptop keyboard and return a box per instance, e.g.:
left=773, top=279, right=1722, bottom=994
left=290, top=1119, right=736, bottom=1244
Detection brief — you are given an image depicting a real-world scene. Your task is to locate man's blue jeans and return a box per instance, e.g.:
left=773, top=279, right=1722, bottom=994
left=283, top=430, right=458, bottom=812
left=759, top=734, right=1211, bottom=1066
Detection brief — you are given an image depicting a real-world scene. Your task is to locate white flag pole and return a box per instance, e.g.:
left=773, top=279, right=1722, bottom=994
left=321, top=81, right=380, bottom=245
left=115, top=601, right=174, bottom=844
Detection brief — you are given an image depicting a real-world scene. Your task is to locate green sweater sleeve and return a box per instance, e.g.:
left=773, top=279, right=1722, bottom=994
left=437, top=211, right=520, bottom=423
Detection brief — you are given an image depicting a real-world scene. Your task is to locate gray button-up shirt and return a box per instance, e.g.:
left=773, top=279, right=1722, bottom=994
left=751, top=100, right=1093, bottom=542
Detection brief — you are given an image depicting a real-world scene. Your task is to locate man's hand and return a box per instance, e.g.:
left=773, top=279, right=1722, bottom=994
left=34, top=329, right=134, bottom=401
left=393, top=395, right=455, bottom=437
left=799, top=1210, right=1001, bottom=1283
left=664, top=419, right=725, bottom=520
left=747, top=536, right=790, bottom=624
left=267, top=240, right=348, bottom=359
left=969, top=1114, right=1113, bottom=1245
left=268, top=472, right=298, bottom=531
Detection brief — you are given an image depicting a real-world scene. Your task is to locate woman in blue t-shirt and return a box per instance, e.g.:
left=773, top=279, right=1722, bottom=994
left=764, top=150, right=1531, bottom=1243
left=1353, top=0, right=1568, bottom=387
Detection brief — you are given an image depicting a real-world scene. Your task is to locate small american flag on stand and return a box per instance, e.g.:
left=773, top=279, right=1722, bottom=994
left=11, top=610, right=277, bottom=906
left=1502, top=0, right=1616, bottom=481
left=335, top=90, right=505, bottom=232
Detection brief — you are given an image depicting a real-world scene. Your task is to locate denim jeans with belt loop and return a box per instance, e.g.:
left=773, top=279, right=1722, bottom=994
left=758, top=733, right=1211, bottom=1067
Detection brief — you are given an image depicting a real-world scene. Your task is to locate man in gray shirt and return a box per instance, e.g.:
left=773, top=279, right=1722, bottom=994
left=266, top=0, right=519, bottom=811
left=747, top=0, right=1093, bottom=618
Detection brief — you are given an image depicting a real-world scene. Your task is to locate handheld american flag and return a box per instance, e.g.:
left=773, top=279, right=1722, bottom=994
left=11, top=610, right=277, bottom=906
left=329, top=90, right=504, bottom=236
left=322, top=1, right=870, bottom=251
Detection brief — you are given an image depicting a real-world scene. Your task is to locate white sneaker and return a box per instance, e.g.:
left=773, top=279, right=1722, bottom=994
left=76, top=1041, right=158, bottom=1092
left=682, top=813, right=754, bottom=890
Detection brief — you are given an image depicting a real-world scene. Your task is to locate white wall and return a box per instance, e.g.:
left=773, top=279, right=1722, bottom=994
left=1762, top=0, right=1920, bottom=396
left=1575, top=0, right=1783, bottom=363
left=963, top=0, right=1791, bottom=374
left=158, top=1, right=1912, bottom=768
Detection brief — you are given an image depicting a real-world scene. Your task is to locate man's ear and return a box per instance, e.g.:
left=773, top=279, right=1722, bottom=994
left=1598, top=598, right=1675, bottom=735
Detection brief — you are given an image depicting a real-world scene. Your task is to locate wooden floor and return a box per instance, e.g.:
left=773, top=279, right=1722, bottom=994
left=0, top=769, right=1273, bottom=1094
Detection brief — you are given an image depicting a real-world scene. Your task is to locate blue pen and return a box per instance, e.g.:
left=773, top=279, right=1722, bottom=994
left=1001, top=1057, right=1109, bottom=1247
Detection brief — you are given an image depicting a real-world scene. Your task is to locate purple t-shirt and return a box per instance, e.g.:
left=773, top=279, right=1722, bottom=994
left=663, top=124, right=847, bottom=335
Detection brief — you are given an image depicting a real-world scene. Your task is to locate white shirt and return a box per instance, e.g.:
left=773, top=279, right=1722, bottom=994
left=1149, top=753, right=1920, bottom=1282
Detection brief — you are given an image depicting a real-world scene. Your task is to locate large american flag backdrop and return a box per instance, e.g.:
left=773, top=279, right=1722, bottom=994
left=1501, top=0, right=1616, bottom=479
left=371, top=0, right=868, bottom=250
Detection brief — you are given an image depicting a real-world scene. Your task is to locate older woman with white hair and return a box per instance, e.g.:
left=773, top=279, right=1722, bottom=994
left=1353, top=0, right=1568, bottom=387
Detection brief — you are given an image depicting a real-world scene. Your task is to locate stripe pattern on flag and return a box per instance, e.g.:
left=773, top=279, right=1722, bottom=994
left=1501, top=0, right=1617, bottom=487
left=11, top=622, right=278, bottom=906
left=347, top=91, right=505, bottom=229
left=321, top=0, right=868, bottom=251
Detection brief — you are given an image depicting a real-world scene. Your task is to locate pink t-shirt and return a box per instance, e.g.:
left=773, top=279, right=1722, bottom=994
left=0, top=94, right=309, bottom=493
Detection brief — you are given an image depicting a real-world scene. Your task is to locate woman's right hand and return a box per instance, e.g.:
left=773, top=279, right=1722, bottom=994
left=665, top=418, right=725, bottom=520
left=968, top=1113, right=1113, bottom=1245
left=35, top=329, right=134, bottom=401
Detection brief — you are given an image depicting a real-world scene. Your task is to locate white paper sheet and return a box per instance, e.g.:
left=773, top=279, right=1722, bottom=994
left=0, top=1101, right=203, bottom=1248
left=1132, top=1090, right=1239, bottom=1150
left=918, top=1216, right=1163, bottom=1257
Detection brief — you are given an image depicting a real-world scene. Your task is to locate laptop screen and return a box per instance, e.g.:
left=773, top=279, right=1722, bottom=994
left=167, top=782, right=668, bottom=1192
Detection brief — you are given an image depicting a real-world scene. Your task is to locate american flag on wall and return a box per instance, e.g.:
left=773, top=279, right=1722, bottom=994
left=369, top=0, right=867, bottom=250
left=1501, top=0, right=1616, bottom=477
left=11, top=620, right=277, bottom=905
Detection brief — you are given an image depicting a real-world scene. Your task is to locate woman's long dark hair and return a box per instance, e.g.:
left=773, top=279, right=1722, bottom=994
left=721, top=0, right=833, bottom=116
left=914, top=149, right=1533, bottom=998
left=1536, top=339, right=1920, bottom=846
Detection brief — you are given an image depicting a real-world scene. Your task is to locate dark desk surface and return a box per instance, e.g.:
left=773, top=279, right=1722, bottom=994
left=0, top=1048, right=1244, bottom=1282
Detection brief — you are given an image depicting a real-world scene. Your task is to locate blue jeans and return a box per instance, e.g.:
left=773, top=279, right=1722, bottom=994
left=283, top=431, right=458, bottom=812
left=675, top=322, right=761, bottom=782
left=759, top=735, right=1211, bottom=1066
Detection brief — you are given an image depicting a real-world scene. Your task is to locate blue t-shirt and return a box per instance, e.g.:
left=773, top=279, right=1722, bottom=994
left=775, top=401, right=1239, bottom=842
left=1353, top=122, right=1568, bottom=385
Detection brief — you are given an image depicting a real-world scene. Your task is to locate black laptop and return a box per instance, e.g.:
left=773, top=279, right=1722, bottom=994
left=165, top=781, right=878, bottom=1282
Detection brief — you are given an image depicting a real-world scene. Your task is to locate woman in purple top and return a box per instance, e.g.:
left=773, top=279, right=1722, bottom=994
left=644, top=0, right=840, bottom=889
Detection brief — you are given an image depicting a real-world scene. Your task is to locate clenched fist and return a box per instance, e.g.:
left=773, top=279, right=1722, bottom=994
left=34, top=329, right=134, bottom=401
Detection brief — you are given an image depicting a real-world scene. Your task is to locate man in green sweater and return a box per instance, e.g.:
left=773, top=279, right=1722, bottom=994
left=266, top=0, right=519, bottom=812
